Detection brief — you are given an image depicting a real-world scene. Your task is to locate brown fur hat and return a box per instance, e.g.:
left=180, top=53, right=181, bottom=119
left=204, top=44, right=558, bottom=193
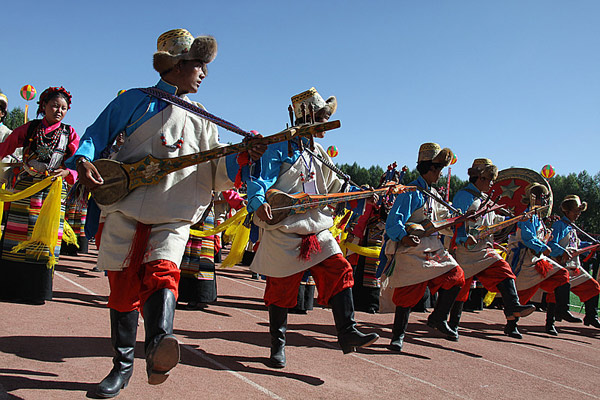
left=468, top=158, right=498, bottom=180
left=524, top=183, right=549, bottom=205
left=561, top=195, right=587, bottom=213
left=417, top=143, right=453, bottom=166
left=153, top=29, right=218, bottom=74
left=291, top=88, right=337, bottom=122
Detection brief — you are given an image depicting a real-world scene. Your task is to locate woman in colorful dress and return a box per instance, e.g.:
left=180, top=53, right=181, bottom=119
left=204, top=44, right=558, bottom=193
left=0, top=86, right=79, bottom=304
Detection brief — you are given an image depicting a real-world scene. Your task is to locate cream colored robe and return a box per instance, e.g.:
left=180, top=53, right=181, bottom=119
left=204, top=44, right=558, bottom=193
left=97, top=100, right=232, bottom=271
left=506, top=224, right=564, bottom=291
left=386, top=188, right=459, bottom=288
left=454, top=197, right=505, bottom=279
left=250, top=143, right=343, bottom=278
left=556, top=229, right=594, bottom=289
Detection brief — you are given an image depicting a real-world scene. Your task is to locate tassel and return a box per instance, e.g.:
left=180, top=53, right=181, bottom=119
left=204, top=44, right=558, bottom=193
left=298, top=233, right=321, bottom=261
left=123, top=222, right=152, bottom=270
left=483, top=291, right=497, bottom=307
left=11, top=177, right=63, bottom=268
left=234, top=151, right=250, bottom=189
left=221, top=223, right=251, bottom=268
left=534, top=258, right=553, bottom=278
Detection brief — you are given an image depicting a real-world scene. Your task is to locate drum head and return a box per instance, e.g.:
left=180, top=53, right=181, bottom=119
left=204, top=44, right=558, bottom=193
left=489, top=167, right=553, bottom=217
left=91, top=159, right=130, bottom=206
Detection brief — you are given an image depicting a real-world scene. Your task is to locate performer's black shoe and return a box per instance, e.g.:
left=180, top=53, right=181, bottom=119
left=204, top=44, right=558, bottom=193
left=427, top=315, right=459, bottom=341
left=448, top=301, right=464, bottom=334
left=268, top=304, right=287, bottom=368
left=504, top=318, right=522, bottom=339
left=496, top=278, right=536, bottom=319
left=545, top=303, right=558, bottom=336
left=330, top=288, right=379, bottom=354
left=560, top=310, right=583, bottom=323
left=584, top=295, right=600, bottom=328
left=427, top=286, right=460, bottom=341
left=389, top=306, right=410, bottom=352
left=96, top=309, right=139, bottom=398
left=143, top=289, right=180, bottom=385
left=553, top=282, right=582, bottom=323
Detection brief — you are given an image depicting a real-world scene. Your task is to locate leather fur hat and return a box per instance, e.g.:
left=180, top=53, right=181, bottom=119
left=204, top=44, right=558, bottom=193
left=291, top=87, right=337, bottom=122
left=468, top=158, right=498, bottom=180
left=524, top=183, right=549, bottom=205
left=417, top=142, right=453, bottom=166
left=561, top=194, right=587, bottom=213
left=153, top=29, right=217, bottom=74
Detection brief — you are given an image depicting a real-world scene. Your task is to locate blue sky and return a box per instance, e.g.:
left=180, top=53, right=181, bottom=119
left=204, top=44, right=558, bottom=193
left=2, top=1, right=599, bottom=179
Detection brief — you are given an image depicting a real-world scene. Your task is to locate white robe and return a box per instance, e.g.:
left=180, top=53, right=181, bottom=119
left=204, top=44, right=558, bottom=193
left=97, top=100, right=232, bottom=271
left=250, top=144, right=343, bottom=278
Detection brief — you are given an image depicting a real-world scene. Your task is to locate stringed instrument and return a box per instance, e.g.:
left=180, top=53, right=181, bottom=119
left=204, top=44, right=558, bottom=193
left=561, top=244, right=600, bottom=263
left=265, top=185, right=416, bottom=225
left=469, top=205, right=550, bottom=242
left=91, top=120, right=340, bottom=206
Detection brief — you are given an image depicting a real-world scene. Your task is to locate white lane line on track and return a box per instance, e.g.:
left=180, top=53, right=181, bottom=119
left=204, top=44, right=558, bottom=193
left=478, top=358, right=599, bottom=399
left=181, top=344, right=284, bottom=400
left=56, top=270, right=283, bottom=399
left=221, top=274, right=468, bottom=398
left=54, top=271, right=105, bottom=300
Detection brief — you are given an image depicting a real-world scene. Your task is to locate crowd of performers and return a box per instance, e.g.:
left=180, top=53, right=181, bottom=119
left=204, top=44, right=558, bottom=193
left=0, top=28, right=599, bottom=398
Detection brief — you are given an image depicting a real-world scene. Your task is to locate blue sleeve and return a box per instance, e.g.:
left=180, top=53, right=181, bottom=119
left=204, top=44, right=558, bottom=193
left=385, top=191, right=422, bottom=242
left=518, top=218, right=548, bottom=253
left=246, top=142, right=286, bottom=213
left=452, top=190, right=473, bottom=244
left=66, top=90, right=151, bottom=168
left=225, top=154, right=239, bottom=182
left=549, top=221, right=569, bottom=257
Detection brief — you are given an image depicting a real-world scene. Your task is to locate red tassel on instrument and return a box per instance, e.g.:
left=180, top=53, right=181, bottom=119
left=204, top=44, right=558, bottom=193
left=235, top=151, right=250, bottom=189
left=298, top=233, right=321, bottom=261
left=534, top=258, right=553, bottom=278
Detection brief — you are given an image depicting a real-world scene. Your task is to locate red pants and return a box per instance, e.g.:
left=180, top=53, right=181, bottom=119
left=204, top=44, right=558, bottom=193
left=456, top=260, right=516, bottom=302
left=264, top=253, right=354, bottom=308
left=392, top=266, right=465, bottom=308
left=546, top=277, right=600, bottom=303
left=107, top=259, right=180, bottom=314
left=517, top=268, right=569, bottom=305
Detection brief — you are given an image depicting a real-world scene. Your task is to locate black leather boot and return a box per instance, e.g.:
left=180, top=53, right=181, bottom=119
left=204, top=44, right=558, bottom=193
left=504, top=317, right=522, bottom=339
left=584, top=294, right=600, bottom=328
left=545, top=303, right=558, bottom=336
left=268, top=304, right=287, bottom=368
left=96, top=309, right=139, bottom=398
left=448, top=301, right=464, bottom=333
left=389, top=306, right=410, bottom=352
left=427, top=286, right=460, bottom=341
left=143, top=289, right=180, bottom=385
left=554, top=283, right=583, bottom=323
left=496, top=278, right=536, bottom=319
left=330, top=288, right=379, bottom=354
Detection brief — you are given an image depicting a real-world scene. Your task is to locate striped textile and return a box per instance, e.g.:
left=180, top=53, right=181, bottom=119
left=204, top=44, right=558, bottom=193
left=360, top=222, right=384, bottom=288
left=1, top=175, right=66, bottom=264
left=65, top=202, right=87, bottom=239
left=180, top=214, right=215, bottom=280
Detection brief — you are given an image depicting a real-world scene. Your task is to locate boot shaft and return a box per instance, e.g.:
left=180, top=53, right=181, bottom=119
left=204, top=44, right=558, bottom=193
left=143, top=289, right=177, bottom=353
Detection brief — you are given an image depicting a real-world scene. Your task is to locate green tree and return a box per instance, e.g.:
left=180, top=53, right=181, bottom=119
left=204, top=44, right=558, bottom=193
left=4, top=107, right=26, bottom=130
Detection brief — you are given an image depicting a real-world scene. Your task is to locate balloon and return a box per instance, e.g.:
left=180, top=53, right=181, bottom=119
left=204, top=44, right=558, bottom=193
left=20, top=85, right=36, bottom=101
left=450, top=153, right=458, bottom=165
left=541, top=164, right=555, bottom=179
left=327, top=145, right=338, bottom=157
left=117, top=89, right=126, bottom=96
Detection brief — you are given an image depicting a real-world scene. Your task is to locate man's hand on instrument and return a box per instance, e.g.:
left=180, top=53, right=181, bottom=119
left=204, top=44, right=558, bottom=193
left=401, top=235, right=420, bottom=247
left=247, top=132, right=267, bottom=161
left=542, top=247, right=552, bottom=257
left=560, top=249, right=574, bottom=264
left=256, top=202, right=273, bottom=222
left=76, top=158, right=104, bottom=190
left=465, top=236, right=477, bottom=248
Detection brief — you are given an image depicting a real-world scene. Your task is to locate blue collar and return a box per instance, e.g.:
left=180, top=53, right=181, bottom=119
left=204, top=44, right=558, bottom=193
left=465, top=182, right=481, bottom=196
left=156, top=79, right=179, bottom=95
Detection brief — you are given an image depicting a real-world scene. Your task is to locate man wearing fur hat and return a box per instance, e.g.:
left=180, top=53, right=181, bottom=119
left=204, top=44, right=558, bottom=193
left=384, top=143, right=465, bottom=352
left=450, top=159, right=535, bottom=338
left=246, top=87, right=379, bottom=369
left=547, top=195, right=600, bottom=332
left=506, top=184, right=573, bottom=338
left=68, top=29, right=265, bottom=397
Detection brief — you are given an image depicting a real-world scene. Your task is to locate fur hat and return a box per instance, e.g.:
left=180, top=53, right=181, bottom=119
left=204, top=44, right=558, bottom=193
left=524, top=183, right=549, bottom=205
left=417, top=142, right=453, bottom=166
left=291, top=87, right=337, bottom=122
left=0, top=93, right=7, bottom=109
left=153, top=29, right=218, bottom=74
left=561, top=195, right=587, bottom=213
left=468, top=158, right=498, bottom=180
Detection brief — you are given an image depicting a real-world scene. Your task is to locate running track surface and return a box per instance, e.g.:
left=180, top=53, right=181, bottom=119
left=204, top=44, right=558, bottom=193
left=2, top=246, right=600, bottom=400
